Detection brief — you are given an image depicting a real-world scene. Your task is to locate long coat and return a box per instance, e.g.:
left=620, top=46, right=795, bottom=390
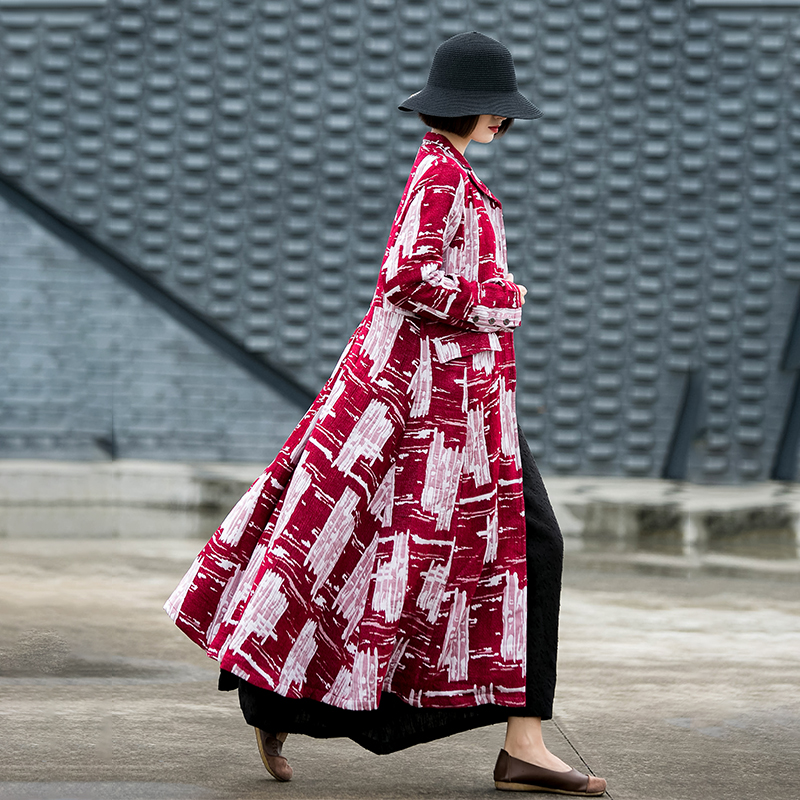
left=165, top=132, right=528, bottom=712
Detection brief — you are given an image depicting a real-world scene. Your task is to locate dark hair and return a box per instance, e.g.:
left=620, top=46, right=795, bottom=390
left=418, top=113, right=514, bottom=138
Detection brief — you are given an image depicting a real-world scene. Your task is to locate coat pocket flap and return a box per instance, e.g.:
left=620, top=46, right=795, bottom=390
left=430, top=329, right=501, bottom=363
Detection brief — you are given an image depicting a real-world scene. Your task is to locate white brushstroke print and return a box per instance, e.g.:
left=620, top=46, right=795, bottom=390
left=473, top=684, right=496, bottom=705
left=432, top=338, right=462, bottom=363
left=480, top=510, right=499, bottom=564
left=404, top=155, right=438, bottom=207
left=206, top=564, right=242, bottom=647
left=472, top=349, right=495, bottom=373
left=382, top=240, right=401, bottom=283
left=332, top=399, right=394, bottom=474
left=216, top=471, right=269, bottom=545
left=349, top=646, right=380, bottom=710
left=321, top=647, right=380, bottom=710
left=333, top=534, right=379, bottom=640
left=230, top=662, right=251, bottom=682
left=409, top=336, right=432, bottom=417
left=499, top=382, right=520, bottom=467
left=317, top=374, right=346, bottom=421
left=305, top=486, right=360, bottom=596
left=501, top=570, right=526, bottom=667
left=367, top=464, right=395, bottom=527
left=381, top=167, right=420, bottom=283
left=372, top=530, right=409, bottom=624
left=361, top=306, right=405, bottom=379
left=437, top=588, right=470, bottom=682
left=226, top=569, right=289, bottom=656
left=442, top=177, right=465, bottom=246
left=396, top=187, right=425, bottom=259
left=385, top=157, right=462, bottom=287
left=421, top=430, right=463, bottom=530
left=275, top=618, right=318, bottom=695
left=290, top=408, right=321, bottom=463
left=465, top=405, right=491, bottom=487
left=268, top=465, right=313, bottom=548
left=484, top=202, right=507, bottom=272
left=321, top=666, right=351, bottom=705
left=163, top=556, right=203, bottom=621
left=382, top=637, right=409, bottom=692
left=462, top=194, right=481, bottom=282
left=210, top=541, right=270, bottom=647
left=417, top=546, right=453, bottom=623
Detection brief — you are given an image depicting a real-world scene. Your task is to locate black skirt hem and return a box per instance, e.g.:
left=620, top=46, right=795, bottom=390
left=217, top=424, right=562, bottom=755
left=226, top=671, right=552, bottom=755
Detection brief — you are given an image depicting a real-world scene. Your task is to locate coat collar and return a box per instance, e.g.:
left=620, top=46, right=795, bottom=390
left=422, top=131, right=473, bottom=171
left=420, top=131, right=502, bottom=208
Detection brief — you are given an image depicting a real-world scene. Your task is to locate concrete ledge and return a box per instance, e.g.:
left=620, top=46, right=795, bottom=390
left=0, top=459, right=263, bottom=507
left=550, top=475, right=800, bottom=561
left=0, top=459, right=264, bottom=538
left=564, top=549, right=800, bottom=582
left=1, top=462, right=800, bottom=574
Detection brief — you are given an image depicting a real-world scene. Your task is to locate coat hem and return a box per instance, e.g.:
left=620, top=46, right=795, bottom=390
left=219, top=655, right=527, bottom=711
left=232, top=671, right=549, bottom=755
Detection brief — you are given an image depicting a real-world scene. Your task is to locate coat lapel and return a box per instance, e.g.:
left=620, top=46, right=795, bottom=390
left=420, top=133, right=502, bottom=208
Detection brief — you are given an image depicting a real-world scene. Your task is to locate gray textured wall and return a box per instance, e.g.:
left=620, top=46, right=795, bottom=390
left=0, top=194, right=301, bottom=460
left=2, top=0, right=800, bottom=482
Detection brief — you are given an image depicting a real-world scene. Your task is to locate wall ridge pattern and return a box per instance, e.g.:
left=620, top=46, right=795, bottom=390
left=2, top=0, right=800, bottom=482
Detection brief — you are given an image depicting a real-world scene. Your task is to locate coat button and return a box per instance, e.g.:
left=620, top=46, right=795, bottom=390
left=488, top=318, right=495, bottom=324
left=503, top=319, right=510, bottom=326
left=472, top=315, right=479, bottom=322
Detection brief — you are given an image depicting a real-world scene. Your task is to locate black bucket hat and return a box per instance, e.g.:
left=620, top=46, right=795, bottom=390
left=398, top=31, right=542, bottom=120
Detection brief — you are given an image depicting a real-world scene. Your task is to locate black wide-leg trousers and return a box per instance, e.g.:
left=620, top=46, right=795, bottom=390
left=220, top=424, right=564, bottom=754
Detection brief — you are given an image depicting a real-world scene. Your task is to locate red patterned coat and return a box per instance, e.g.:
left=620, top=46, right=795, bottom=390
left=165, top=132, right=528, bottom=711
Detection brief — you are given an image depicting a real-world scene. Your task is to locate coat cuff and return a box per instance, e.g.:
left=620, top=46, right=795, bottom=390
left=467, top=301, right=522, bottom=333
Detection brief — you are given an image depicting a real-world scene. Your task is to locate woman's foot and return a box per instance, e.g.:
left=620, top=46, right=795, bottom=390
left=494, top=749, right=606, bottom=795
left=254, top=729, right=293, bottom=782
left=504, top=742, right=572, bottom=773
left=503, top=716, right=571, bottom=773
left=501, top=717, right=606, bottom=795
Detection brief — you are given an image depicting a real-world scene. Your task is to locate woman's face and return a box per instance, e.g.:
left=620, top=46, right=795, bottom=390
left=471, top=114, right=507, bottom=144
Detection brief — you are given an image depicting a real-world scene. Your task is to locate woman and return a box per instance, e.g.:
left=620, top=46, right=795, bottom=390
left=165, top=32, right=606, bottom=797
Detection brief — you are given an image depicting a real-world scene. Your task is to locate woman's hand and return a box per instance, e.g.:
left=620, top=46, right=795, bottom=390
left=505, top=272, right=527, bottom=305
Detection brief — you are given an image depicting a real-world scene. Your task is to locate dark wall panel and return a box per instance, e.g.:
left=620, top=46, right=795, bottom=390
left=0, top=194, right=301, bottom=461
left=2, top=0, right=800, bottom=482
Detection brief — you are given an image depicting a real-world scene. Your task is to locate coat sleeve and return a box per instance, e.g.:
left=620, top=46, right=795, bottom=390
left=382, top=160, right=523, bottom=334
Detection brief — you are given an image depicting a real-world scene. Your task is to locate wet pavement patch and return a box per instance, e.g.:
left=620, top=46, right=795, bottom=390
left=0, top=629, right=215, bottom=685
left=0, top=783, right=217, bottom=799
left=703, top=507, right=799, bottom=559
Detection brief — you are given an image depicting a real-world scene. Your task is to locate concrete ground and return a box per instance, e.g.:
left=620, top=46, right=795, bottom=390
left=0, top=537, right=798, bottom=800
